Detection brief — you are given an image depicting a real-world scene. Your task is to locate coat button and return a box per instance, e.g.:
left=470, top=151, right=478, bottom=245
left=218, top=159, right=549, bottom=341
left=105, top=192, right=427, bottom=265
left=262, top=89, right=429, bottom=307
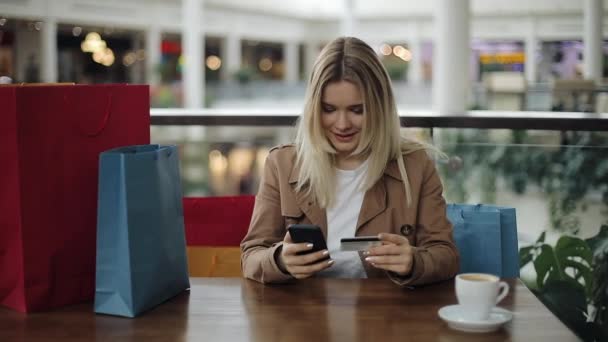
left=400, top=224, right=414, bottom=236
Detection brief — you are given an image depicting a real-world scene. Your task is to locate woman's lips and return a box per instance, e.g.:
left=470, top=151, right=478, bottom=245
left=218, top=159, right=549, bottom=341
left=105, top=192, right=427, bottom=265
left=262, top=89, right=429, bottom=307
left=333, top=132, right=357, bottom=142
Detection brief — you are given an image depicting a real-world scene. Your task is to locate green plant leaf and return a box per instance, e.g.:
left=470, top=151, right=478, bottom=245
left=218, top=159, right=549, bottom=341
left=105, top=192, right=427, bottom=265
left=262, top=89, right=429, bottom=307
left=533, top=236, right=593, bottom=295
left=534, top=244, right=562, bottom=289
left=561, top=259, right=593, bottom=294
left=555, top=236, right=593, bottom=265
left=553, top=236, right=593, bottom=295
left=537, top=231, right=546, bottom=243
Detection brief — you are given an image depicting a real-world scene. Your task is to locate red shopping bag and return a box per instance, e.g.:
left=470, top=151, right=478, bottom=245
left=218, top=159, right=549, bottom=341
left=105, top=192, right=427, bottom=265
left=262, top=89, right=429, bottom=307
left=0, top=84, right=150, bottom=312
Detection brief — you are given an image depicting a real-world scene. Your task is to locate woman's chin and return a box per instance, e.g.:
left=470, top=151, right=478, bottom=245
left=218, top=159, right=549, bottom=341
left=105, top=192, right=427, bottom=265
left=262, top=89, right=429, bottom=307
left=333, top=144, right=357, bottom=156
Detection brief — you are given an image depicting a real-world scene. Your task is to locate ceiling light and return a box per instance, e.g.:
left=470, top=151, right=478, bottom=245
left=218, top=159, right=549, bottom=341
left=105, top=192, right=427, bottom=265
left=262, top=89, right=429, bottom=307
left=258, top=58, right=272, bottom=72
left=206, top=55, right=222, bottom=70
left=380, top=44, right=392, bottom=56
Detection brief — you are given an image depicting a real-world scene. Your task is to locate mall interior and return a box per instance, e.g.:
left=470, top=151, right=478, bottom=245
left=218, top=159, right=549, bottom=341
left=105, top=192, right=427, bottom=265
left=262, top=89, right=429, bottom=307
left=1, top=1, right=607, bottom=338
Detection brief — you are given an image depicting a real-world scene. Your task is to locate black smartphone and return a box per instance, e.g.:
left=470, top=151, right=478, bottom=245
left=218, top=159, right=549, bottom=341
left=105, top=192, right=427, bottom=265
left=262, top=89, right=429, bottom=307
left=287, top=224, right=329, bottom=256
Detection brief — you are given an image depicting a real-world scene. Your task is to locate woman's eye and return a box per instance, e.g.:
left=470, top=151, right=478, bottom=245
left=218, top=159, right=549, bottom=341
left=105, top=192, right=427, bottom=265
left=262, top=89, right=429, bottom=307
left=351, top=107, right=363, bottom=114
left=322, top=106, right=335, bottom=112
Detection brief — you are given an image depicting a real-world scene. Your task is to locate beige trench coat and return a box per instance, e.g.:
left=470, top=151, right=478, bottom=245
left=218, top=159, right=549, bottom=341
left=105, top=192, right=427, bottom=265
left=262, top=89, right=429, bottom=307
left=240, top=144, right=459, bottom=286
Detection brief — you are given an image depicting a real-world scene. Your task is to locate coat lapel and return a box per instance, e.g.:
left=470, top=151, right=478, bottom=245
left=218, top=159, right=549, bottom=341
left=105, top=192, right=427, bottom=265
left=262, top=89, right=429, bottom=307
left=288, top=163, right=328, bottom=238
left=355, top=158, right=402, bottom=233
left=355, top=179, right=387, bottom=233
left=294, top=188, right=328, bottom=238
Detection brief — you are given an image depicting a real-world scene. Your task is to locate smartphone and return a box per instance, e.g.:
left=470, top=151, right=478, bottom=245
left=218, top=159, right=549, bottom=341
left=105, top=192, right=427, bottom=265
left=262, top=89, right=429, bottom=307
left=340, top=236, right=381, bottom=252
left=287, top=224, right=329, bottom=256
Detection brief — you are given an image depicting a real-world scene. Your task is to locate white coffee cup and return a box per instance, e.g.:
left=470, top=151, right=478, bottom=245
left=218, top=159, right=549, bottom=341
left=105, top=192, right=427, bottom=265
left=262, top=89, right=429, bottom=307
left=455, top=273, right=509, bottom=321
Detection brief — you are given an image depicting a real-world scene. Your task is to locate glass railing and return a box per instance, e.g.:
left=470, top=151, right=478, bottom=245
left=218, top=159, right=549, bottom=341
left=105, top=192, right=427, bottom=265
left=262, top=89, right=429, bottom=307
left=150, top=118, right=608, bottom=257
left=435, top=136, right=608, bottom=243
left=150, top=124, right=607, bottom=244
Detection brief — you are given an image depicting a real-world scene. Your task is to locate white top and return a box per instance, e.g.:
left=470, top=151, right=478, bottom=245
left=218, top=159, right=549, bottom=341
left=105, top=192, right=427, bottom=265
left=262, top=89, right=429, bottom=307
left=317, top=159, right=368, bottom=278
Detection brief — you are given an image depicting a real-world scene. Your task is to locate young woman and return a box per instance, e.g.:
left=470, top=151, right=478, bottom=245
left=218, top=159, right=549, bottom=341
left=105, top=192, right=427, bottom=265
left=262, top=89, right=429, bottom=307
left=240, top=37, right=459, bottom=286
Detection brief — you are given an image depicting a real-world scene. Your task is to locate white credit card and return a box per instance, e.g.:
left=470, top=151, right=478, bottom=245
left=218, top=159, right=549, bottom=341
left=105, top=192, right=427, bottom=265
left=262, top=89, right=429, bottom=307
left=339, top=236, right=381, bottom=252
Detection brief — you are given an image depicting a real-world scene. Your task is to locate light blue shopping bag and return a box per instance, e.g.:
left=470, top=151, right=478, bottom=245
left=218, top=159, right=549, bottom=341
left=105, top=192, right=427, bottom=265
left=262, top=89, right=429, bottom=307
left=94, top=144, right=190, bottom=317
left=447, top=204, right=520, bottom=278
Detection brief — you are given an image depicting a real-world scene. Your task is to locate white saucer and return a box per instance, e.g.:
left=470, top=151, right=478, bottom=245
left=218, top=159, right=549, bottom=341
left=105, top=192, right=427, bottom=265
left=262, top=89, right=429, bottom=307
left=438, top=305, right=513, bottom=333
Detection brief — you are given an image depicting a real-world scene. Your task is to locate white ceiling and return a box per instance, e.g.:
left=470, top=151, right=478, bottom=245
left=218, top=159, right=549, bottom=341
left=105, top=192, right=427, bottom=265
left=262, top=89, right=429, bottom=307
left=194, top=0, right=607, bottom=19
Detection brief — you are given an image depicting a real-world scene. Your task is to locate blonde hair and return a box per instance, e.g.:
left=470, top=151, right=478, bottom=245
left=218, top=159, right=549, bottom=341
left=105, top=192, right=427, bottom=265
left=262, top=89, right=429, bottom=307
left=295, top=36, right=431, bottom=208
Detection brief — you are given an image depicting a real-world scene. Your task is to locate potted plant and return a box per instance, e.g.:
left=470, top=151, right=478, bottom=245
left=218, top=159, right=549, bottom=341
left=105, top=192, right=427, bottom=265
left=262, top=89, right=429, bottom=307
left=519, top=226, right=608, bottom=341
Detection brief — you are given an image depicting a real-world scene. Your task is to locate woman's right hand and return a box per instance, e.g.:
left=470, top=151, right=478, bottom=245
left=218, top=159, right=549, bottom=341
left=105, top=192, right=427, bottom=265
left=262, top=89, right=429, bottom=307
left=277, top=232, right=333, bottom=279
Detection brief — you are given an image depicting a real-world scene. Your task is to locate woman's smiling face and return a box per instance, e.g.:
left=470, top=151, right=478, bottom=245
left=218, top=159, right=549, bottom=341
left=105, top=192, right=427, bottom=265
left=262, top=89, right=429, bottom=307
left=320, top=80, right=364, bottom=161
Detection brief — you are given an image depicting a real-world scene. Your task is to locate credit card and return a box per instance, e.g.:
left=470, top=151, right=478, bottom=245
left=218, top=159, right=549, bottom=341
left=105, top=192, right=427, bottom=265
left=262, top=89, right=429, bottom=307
left=339, top=236, right=381, bottom=252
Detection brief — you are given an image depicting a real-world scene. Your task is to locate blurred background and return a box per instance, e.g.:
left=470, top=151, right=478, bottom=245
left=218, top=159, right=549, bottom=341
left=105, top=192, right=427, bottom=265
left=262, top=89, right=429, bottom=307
left=2, top=1, right=607, bottom=337
left=1, top=0, right=606, bottom=235
left=2, top=0, right=608, bottom=111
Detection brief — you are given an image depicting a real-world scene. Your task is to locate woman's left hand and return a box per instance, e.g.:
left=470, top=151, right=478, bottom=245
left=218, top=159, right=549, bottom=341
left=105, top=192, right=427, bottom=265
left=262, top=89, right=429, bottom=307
left=364, top=233, right=414, bottom=276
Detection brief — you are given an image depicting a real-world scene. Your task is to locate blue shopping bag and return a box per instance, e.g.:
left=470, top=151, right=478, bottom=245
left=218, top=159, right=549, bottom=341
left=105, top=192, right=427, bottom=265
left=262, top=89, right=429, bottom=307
left=447, top=204, right=520, bottom=278
left=94, top=144, right=190, bottom=317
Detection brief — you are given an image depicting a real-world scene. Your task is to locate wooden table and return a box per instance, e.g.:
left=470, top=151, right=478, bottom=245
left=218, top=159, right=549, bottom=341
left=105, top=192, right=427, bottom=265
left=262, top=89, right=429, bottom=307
left=0, top=278, right=579, bottom=341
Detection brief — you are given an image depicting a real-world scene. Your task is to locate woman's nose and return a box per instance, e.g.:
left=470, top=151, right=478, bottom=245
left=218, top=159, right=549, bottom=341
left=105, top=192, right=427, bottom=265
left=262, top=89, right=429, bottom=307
left=335, top=111, right=351, bottom=130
